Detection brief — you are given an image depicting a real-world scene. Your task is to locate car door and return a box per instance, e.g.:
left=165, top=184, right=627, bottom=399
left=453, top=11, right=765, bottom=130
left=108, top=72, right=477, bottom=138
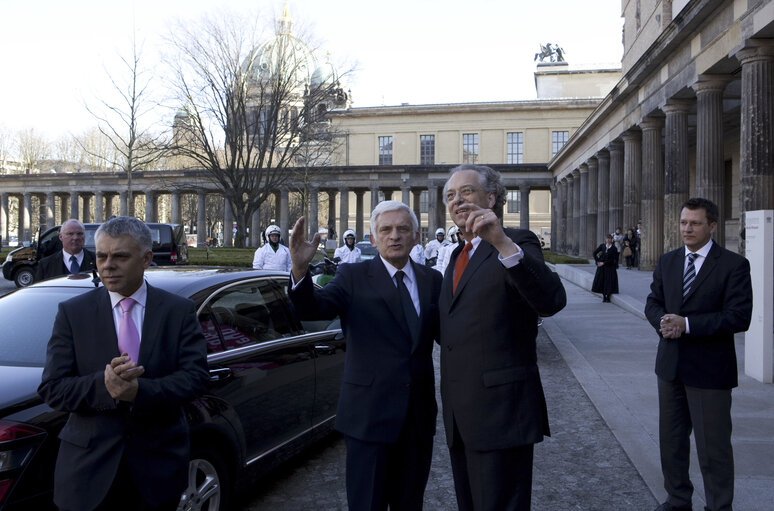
left=198, top=277, right=316, bottom=462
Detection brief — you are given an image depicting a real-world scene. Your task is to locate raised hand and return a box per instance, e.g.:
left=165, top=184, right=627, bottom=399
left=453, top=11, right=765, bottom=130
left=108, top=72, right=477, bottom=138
left=289, top=217, right=321, bottom=282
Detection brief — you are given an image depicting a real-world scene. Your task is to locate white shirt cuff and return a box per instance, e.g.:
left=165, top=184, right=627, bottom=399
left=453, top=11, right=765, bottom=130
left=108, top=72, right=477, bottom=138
left=498, top=243, right=524, bottom=268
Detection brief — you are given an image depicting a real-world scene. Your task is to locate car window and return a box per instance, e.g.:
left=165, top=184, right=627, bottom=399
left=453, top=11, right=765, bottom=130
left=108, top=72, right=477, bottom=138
left=205, top=279, right=300, bottom=351
left=0, top=288, right=84, bottom=366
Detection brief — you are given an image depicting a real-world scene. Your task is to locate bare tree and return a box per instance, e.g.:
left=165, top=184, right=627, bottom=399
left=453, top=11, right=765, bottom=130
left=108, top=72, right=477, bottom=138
left=165, top=9, right=349, bottom=247
left=76, top=127, right=118, bottom=171
left=17, top=128, right=50, bottom=172
left=84, top=35, right=168, bottom=216
left=0, top=125, right=12, bottom=173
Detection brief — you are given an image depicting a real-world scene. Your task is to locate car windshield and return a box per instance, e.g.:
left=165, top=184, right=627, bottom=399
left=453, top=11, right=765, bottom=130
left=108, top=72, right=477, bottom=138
left=356, top=242, right=378, bottom=256
left=0, top=287, right=86, bottom=367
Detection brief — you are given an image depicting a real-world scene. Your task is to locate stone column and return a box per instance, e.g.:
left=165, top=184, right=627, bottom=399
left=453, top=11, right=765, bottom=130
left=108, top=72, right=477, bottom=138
left=549, top=183, right=557, bottom=252
left=663, top=100, right=692, bottom=252
left=412, top=190, right=422, bottom=237
left=736, top=42, right=774, bottom=252
left=223, top=198, right=233, bottom=247
left=519, top=184, right=531, bottom=231
left=94, top=191, right=104, bottom=223
left=692, top=76, right=730, bottom=246
left=45, top=194, right=55, bottom=230
left=428, top=184, right=438, bottom=235
left=170, top=191, right=181, bottom=224
left=401, top=185, right=410, bottom=206
left=0, top=193, right=7, bottom=245
left=145, top=191, right=156, bottom=223
left=251, top=209, right=260, bottom=247
left=82, top=195, right=92, bottom=223
left=119, top=191, right=128, bottom=217
left=339, top=187, right=349, bottom=240
left=557, top=179, right=566, bottom=253
left=370, top=187, right=379, bottom=212
left=327, top=190, right=337, bottom=238
left=309, top=187, right=319, bottom=240
left=608, top=141, right=624, bottom=234
left=622, top=130, right=642, bottom=232
left=355, top=190, right=365, bottom=241
left=70, top=192, right=79, bottom=221
left=596, top=150, right=610, bottom=239
left=578, top=166, right=589, bottom=257
left=587, top=158, right=598, bottom=249
left=572, top=170, right=581, bottom=255
left=22, top=193, right=32, bottom=242
left=279, top=187, right=290, bottom=241
left=640, top=116, right=665, bottom=270
left=197, top=191, right=207, bottom=246
left=566, top=173, right=575, bottom=255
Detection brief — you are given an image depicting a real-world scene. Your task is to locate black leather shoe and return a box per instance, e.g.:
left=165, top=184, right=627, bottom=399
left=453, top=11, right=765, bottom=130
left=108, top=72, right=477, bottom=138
left=654, top=502, right=692, bottom=511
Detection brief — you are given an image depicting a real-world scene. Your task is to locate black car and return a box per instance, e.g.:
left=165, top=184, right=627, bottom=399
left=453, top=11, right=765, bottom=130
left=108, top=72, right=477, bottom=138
left=0, top=267, right=344, bottom=510
left=2, top=223, right=188, bottom=287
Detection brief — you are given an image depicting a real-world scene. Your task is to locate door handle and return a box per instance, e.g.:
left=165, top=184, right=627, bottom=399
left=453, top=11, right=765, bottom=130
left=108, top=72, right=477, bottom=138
left=208, top=367, right=232, bottom=382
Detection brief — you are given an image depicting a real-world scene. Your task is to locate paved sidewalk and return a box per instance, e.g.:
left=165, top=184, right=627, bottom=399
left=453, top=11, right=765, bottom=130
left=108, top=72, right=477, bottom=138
left=547, top=263, right=774, bottom=511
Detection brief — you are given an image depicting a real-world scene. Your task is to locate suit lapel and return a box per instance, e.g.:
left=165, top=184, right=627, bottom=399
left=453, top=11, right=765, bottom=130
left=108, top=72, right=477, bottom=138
left=95, top=287, right=121, bottom=360
left=449, top=240, right=494, bottom=308
left=683, top=243, right=720, bottom=303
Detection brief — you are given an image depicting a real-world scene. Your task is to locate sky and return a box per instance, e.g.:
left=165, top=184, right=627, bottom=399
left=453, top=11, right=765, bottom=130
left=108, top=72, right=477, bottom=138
left=0, top=0, right=624, bottom=142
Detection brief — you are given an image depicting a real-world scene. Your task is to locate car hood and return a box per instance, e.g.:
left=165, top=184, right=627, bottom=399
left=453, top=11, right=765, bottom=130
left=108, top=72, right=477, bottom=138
left=0, top=365, right=44, bottom=412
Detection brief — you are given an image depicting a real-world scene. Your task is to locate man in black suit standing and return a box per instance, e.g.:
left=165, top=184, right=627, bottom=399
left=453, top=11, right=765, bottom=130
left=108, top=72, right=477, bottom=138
left=439, top=164, right=566, bottom=511
left=38, top=216, right=209, bottom=511
left=288, top=200, right=442, bottom=510
left=36, top=218, right=97, bottom=282
left=646, top=198, right=752, bottom=511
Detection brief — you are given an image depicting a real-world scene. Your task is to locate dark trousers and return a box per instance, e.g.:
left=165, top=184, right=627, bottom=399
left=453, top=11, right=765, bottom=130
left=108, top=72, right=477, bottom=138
left=93, top=455, right=180, bottom=511
left=449, top=419, right=534, bottom=511
left=343, top=419, right=433, bottom=510
left=657, top=377, right=734, bottom=511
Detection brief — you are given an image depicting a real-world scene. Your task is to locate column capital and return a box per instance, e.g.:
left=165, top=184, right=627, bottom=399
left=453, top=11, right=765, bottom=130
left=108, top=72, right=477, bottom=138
left=639, top=115, right=664, bottom=131
left=565, top=172, right=574, bottom=182
left=734, top=39, right=774, bottom=65
left=661, top=99, right=692, bottom=115
left=571, top=168, right=580, bottom=178
left=587, top=157, right=598, bottom=171
left=596, top=149, right=610, bottom=163
left=691, top=74, right=731, bottom=94
left=607, top=140, right=624, bottom=153
left=579, top=163, right=589, bottom=174
left=621, top=129, right=642, bottom=142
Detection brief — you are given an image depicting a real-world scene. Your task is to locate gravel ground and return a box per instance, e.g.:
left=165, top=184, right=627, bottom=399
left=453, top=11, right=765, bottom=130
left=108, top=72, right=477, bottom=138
left=241, top=329, right=657, bottom=510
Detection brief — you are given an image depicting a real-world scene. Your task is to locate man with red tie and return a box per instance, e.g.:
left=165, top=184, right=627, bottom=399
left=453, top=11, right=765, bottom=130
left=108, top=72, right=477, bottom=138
left=39, top=216, right=209, bottom=511
left=439, top=164, right=566, bottom=511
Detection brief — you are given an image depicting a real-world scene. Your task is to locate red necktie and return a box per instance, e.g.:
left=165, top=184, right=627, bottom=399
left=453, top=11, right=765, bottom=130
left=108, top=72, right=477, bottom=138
left=453, top=242, right=473, bottom=294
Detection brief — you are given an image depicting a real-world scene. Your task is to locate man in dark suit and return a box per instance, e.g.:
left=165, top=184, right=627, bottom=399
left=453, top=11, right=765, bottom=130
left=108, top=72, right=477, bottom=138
left=439, top=164, right=566, bottom=511
left=36, top=218, right=97, bottom=282
left=288, top=200, right=442, bottom=510
left=38, top=216, right=209, bottom=511
left=645, top=198, right=752, bottom=511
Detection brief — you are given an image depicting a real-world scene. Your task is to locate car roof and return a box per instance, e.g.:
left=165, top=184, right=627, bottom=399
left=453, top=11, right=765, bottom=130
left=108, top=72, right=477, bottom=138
left=27, top=267, right=288, bottom=296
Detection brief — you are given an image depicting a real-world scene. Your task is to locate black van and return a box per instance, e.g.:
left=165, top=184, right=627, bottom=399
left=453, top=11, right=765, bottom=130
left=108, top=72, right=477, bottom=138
left=1, top=222, right=188, bottom=287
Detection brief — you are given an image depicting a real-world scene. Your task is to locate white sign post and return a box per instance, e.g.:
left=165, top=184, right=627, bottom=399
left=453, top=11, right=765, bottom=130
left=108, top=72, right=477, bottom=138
left=744, top=210, right=774, bottom=383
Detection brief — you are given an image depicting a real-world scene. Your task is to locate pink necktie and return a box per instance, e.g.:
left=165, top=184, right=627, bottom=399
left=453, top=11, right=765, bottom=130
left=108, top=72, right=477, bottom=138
left=118, top=298, right=141, bottom=362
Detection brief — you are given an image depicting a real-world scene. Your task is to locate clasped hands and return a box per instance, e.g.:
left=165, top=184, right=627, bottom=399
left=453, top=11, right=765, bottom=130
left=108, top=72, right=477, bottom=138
left=659, top=314, right=686, bottom=339
left=105, top=354, right=144, bottom=402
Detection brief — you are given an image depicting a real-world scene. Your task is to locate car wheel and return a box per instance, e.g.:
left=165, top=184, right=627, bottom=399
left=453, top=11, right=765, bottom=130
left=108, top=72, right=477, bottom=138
left=13, top=267, right=34, bottom=288
left=177, top=448, right=231, bottom=511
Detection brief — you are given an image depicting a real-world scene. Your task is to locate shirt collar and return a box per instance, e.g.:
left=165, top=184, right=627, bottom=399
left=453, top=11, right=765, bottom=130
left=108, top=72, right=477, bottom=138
left=379, top=256, right=417, bottom=284
left=684, top=239, right=713, bottom=259
left=62, top=249, right=83, bottom=259
left=108, top=281, right=148, bottom=310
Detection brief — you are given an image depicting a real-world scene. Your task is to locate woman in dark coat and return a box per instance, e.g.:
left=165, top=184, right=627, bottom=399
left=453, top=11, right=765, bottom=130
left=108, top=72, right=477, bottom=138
left=592, top=234, right=619, bottom=302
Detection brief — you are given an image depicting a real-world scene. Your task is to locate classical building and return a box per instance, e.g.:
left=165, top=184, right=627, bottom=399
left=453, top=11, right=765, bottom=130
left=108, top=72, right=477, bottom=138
left=550, top=0, right=774, bottom=269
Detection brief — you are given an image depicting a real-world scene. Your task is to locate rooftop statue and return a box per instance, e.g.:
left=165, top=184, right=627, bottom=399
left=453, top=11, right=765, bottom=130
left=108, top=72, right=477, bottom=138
left=534, top=43, right=566, bottom=63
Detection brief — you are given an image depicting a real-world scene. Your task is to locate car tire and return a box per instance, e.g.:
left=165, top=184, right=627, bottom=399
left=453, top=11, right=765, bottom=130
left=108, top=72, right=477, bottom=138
left=177, top=447, right=231, bottom=511
left=13, top=267, right=34, bottom=288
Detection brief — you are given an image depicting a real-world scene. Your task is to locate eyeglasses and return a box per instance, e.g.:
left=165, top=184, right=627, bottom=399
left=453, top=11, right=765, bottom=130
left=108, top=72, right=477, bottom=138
left=445, top=185, right=479, bottom=203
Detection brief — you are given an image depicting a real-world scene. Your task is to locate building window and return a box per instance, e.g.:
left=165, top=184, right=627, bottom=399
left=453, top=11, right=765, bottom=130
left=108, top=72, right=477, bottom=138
left=507, top=190, right=521, bottom=214
left=552, top=131, right=569, bottom=157
left=462, top=133, right=478, bottom=164
left=420, top=135, right=435, bottom=165
left=379, top=136, right=393, bottom=165
left=507, top=132, right=523, bottom=164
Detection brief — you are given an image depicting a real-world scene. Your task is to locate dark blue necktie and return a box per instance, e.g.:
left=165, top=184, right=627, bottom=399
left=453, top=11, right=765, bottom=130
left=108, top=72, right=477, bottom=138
left=682, top=253, right=698, bottom=299
left=69, top=255, right=80, bottom=274
left=395, top=270, right=419, bottom=343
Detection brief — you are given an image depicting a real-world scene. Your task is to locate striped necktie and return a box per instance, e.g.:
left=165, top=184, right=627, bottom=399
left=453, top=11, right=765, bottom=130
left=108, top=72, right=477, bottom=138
left=682, top=253, right=698, bottom=299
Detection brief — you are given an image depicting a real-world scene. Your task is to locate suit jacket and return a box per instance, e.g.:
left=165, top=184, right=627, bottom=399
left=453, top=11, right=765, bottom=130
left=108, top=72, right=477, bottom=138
left=36, top=248, right=97, bottom=282
left=38, top=284, right=209, bottom=511
left=439, top=228, right=566, bottom=451
left=289, top=256, right=442, bottom=443
left=645, top=242, right=752, bottom=389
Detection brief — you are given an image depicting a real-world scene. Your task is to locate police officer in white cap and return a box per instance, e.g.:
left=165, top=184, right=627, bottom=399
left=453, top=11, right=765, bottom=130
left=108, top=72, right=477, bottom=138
left=424, top=227, right=450, bottom=266
left=334, top=229, right=361, bottom=265
left=252, top=225, right=292, bottom=272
